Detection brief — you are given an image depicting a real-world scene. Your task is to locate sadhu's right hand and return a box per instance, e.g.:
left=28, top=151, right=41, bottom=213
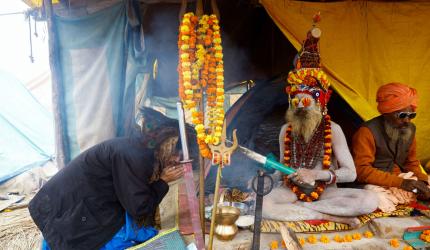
left=160, top=164, right=185, bottom=183
left=400, top=179, right=430, bottom=200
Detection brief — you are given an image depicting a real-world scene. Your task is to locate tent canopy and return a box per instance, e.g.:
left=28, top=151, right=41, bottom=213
left=0, top=71, right=54, bottom=182
left=45, top=0, right=430, bottom=168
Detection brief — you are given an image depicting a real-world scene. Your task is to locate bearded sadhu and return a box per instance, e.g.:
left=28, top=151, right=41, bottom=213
left=352, top=83, right=430, bottom=202
left=263, top=17, right=378, bottom=228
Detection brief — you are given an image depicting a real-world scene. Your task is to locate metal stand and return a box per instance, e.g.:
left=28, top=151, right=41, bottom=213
left=251, top=170, right=273, bottom=250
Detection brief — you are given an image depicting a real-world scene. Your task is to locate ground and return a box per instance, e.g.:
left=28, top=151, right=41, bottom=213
left=1, top=182, right=429, bottom=250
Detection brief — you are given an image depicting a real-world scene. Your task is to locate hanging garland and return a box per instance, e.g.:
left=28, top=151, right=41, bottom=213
left=283, top=114, right=332, bottom=202
left=178, top=13, right=225, bottom=158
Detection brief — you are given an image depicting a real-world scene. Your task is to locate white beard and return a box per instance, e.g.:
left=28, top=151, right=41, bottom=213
left=286, top=107, right=322, bottom=143
left=384, top=120, right=413, bottom=144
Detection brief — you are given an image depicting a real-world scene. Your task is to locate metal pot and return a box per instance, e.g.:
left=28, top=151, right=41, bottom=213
left=214, top=205, right=240, bottom=241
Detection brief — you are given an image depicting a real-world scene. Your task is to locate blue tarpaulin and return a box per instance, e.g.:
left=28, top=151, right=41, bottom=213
left=54, top=2, right=148, bottom=161
left=0, top=70, right=54, bottom=182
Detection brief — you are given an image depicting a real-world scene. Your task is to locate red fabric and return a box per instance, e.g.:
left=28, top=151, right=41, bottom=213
left=409, top=201, right=429, bottom=210
left=376, top=82, right=418, bottom=114
left=178, top=183, right=194, bottom=235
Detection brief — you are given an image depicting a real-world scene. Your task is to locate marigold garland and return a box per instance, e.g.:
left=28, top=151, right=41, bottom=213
left=178, top=13, right=225, bottom=158
left=283, top=115, right=332, bottom=202
left=420, top=230, right=430, bottom=242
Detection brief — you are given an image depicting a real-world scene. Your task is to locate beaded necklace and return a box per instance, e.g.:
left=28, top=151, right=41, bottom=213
left=283, top=114, right=332, bottom=202
left=290, top=121, right=324, bottom=169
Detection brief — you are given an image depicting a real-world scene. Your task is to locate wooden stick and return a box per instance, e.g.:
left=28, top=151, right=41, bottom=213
left=280, top=225, right=301, bottom=250
left=196, top=0, right=203, bottom=17
left=199, top=154, right=205, bottom=237
left=208, top=164, right=222, bottom=250
left=44, top=0, right=68, bottom=168
left=210, top=0, right=220, bottom=20
left=179, top=0, right=187, bottom=22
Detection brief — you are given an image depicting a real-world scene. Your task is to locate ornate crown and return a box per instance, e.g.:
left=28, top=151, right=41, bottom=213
left=286, top=13, right=331, bottom=108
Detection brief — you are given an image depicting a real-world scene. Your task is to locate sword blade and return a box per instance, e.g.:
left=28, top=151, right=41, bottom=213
left=177, top=102, right=189, bottom=160
left=237, top=145, right=267, bottom=164
left=225, top=139, right=266, bottom=164
left=176, top=102, right=204, bottom=250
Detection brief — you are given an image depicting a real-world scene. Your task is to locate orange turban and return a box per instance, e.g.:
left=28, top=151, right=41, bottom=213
left=376, top=83, right=418, bottom=114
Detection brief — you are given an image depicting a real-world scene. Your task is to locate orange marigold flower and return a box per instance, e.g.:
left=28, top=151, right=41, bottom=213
left=298, top=237, right=305, bottom=246
left=344, top=235, right=353, bottom=242
left=269, top=240, right=278, bottom=249
left=389, top=238, right=400, bottom=248
left=320, top=235, right=330, bottom=243
left=333, top=235, right=343, bottom=243
left=311, top=192, right=319, bottom=199
left=352, top=233, right=362, bottom=240
left=307, top=235, right=317, bottom=244
left=363, top=231, right=373, bottom=238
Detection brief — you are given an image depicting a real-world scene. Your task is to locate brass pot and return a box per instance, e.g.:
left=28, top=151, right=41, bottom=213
left=214, top=205, right=240, bottom=241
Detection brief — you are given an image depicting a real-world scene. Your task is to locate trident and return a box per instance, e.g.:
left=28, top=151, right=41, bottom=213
left=207, top=123, right=238, bottom=250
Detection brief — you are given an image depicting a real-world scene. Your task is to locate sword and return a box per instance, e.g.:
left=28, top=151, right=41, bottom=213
left=227, top=140, right=316, bottom=191
left=177, top=102, right=205, bottom=250
left=226, top=140, right=296, bottom=175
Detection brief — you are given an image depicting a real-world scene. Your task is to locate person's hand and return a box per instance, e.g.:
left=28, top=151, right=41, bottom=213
left=288, top=168, right=318, bottom=186
left=400, top=179, right=430, bottom=200
left=160, top=164, right=185, bottom=184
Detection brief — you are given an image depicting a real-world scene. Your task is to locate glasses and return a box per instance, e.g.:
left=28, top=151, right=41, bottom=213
left=396, top=112, right=416, bottom=119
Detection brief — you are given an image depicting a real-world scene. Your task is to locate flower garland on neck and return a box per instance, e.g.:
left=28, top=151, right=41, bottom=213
left=178, top=13, right=225, bottom=158
left=283, top=114, right=332, bottom=202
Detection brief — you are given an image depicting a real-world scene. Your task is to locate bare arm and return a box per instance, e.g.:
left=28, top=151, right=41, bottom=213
left=330, top=121, right=357, bottom=183
left=272, top=124, right=289, bottom=182
left=279, top=124, right=288, bottom=163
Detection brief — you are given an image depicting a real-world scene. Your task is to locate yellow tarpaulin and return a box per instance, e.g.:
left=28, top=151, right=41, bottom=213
left=261, top=0, right=430, bottom=161
left=23, top=0, right=59, bottom=8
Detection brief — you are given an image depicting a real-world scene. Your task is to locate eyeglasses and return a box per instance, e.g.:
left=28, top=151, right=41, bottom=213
left=396, top=112, right=416, bottom=119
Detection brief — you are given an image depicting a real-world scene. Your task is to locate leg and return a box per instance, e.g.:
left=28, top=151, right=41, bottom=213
left=303, top=187, right=378, bottom=216
left=263, top=186, right=326, bottom=221
left=263, top=186, right=378, bottom=228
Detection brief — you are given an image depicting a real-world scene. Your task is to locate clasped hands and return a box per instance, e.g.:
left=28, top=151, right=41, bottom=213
left=160, top=156, right=185, bottom=183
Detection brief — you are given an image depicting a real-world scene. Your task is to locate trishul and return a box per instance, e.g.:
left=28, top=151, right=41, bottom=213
left=209, top=124, right=238, bottom=167
left=207, top=123, right=238, bottom=250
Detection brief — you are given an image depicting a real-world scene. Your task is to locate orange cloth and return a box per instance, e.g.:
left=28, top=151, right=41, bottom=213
left=352, top=126, right=428, bottom=187
left=376, top=83, right=418, bottom=114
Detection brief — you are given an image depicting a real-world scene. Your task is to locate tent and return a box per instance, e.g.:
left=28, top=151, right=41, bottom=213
left=38, top=0, right=430, bottom=187
left=0, top=70, right=54, bottom=183
left=41, top=0, right=429, bottom=186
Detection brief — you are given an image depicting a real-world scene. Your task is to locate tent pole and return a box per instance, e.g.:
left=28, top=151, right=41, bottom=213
left=199, top=155, right=205, bottom=237
left=44, top=0, right=68, bottom=169
left=210, top=0, right=220, bottom=20
left=196, top=0, right=203, bottom=17
left=178, top=0, right=187, bottom=23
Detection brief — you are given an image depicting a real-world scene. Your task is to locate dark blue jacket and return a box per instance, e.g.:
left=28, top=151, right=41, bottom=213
left=29, top=137, right=169, bottom=250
